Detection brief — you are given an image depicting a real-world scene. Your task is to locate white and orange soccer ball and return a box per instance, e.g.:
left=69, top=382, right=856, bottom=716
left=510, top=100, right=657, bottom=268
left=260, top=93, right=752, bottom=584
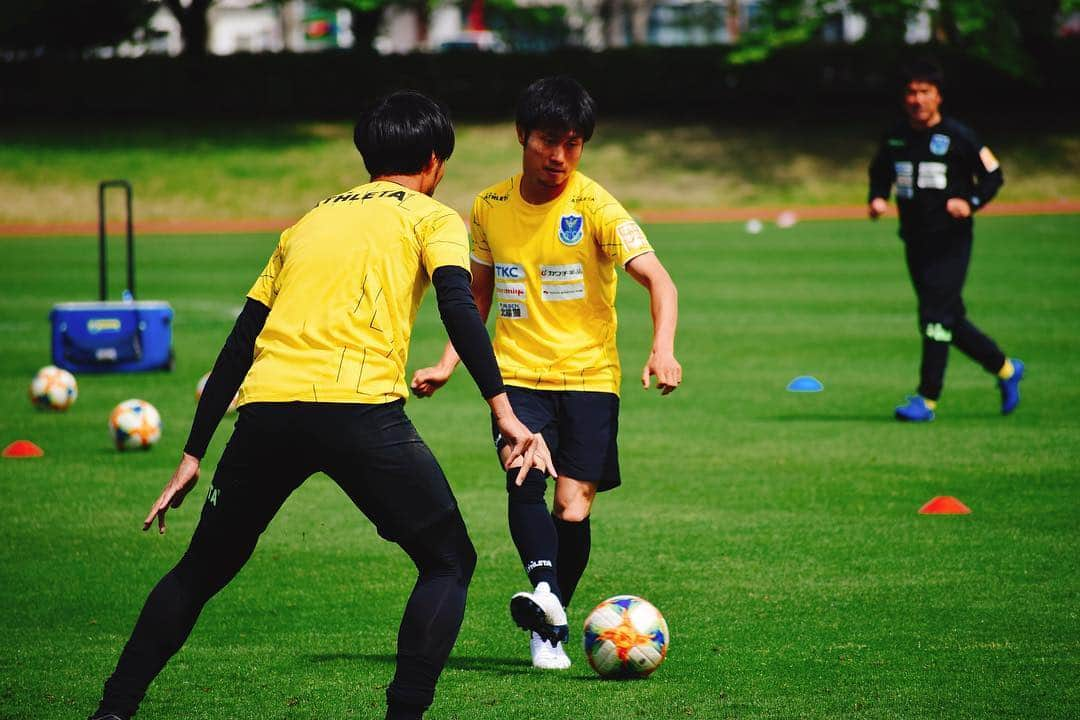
left=583, top=595, right=670, bottom=679
left=29, top=365, right=78, bottom=411
left=108, top=399, right=162, bottom=450
left=195, top=372, right=239, bottom=413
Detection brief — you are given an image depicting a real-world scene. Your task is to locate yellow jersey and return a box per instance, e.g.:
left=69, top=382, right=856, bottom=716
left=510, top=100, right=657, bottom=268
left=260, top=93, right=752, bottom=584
left=470, top=171, right=653, bottom=395
left=240, top=180, right=470, bottom=405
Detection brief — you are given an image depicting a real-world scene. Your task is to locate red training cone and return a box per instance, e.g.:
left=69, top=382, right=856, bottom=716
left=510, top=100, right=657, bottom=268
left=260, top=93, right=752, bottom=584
left=918, top=496, right=971, bottom=515
left=3, top=440, right=44, bottom=458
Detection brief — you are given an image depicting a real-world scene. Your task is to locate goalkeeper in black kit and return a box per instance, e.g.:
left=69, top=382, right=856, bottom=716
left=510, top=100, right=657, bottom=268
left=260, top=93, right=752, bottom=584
left=868, top=59, right=1023, bottom=422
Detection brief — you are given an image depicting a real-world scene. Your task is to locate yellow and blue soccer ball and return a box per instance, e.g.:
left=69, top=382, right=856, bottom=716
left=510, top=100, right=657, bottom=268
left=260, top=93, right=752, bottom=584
left=108, top=399, right=162, bottom=450
left=583, top=595, right=669, bottom=678
left=29, top=365, right=78, bottom=411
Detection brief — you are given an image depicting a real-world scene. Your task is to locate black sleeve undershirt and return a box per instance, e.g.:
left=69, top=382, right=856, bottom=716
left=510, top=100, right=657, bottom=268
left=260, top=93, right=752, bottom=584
left=183, top=297, right=269, bottom=459
left=432, top=265, right=505, bottom=400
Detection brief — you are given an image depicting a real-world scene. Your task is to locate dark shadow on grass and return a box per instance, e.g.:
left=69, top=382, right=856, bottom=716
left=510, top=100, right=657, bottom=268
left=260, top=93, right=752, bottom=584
left=308, top=652, right=534, bottom=675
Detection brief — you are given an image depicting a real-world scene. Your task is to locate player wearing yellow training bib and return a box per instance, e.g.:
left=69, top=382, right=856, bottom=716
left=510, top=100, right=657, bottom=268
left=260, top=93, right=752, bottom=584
left=89, top=92, right=553, bottom=720
left=412, top=77, right=682, bottom=671
left=469, top=170, right=653, bottom=394
left=241, top=179, right=469, bottom=405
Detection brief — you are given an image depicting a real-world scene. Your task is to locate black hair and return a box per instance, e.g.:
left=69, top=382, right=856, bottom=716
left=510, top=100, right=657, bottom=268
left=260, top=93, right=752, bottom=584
left=515, top=76, right=597, bottom=143
left=901, top=57, right=945, bottom=93
left=353, top=90, right=455, bottom=178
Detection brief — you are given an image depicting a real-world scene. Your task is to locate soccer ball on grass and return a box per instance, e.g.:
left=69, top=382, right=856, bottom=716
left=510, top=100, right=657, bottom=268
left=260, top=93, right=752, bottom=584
left=109, top=399, right=162, bottom=450
left=29, top=365, right=78, bottom=411
left=583, top=595, right=669, bottom=678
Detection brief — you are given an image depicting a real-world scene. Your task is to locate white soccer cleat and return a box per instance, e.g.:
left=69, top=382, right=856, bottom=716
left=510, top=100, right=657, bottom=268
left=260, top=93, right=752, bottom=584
left=510, top=581, right=569, bottom=645
left=530, top=631, right=572, bottom=670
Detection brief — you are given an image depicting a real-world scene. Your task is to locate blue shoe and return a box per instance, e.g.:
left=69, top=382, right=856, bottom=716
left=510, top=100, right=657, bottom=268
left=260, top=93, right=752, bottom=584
left=998, top=358, right=1024, bottom=415
left=895, top=394, right=935, bottom=422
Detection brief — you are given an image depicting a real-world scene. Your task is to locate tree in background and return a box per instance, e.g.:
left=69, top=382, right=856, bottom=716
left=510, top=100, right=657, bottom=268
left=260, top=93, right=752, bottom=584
left=160, top=0, right=214, bottom=57
left=0, top=0, right=158, bottom=57
left=732, top=0, right=1079, bottom=76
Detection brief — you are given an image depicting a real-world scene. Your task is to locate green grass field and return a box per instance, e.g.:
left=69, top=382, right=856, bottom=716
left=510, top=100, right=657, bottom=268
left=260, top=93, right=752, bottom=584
left=2, top=117, right=1078, bottom=224
left=1, top=215, right=1078, bottom=719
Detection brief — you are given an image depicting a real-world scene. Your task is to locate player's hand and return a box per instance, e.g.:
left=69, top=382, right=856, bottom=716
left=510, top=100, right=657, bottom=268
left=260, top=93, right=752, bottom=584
left=868, top=197, right=888, bottom=220
left=143, top=452, right=201, bottom=534
left=642, top=350, right=682, bottom=395
left=496, top=415, right=557, bottom=484
left=410, top=364, right=453, bottom=398
left=946, top=197, right=972, bottom=218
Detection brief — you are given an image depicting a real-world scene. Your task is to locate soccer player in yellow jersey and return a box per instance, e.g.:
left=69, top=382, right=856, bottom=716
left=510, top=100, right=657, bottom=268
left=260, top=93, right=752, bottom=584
left=412, top=77, right=681, bottom=669
left=88, top=91, right=552, bottom=720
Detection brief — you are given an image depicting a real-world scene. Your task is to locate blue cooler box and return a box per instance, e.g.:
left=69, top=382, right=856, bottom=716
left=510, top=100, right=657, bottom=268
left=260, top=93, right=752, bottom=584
left=50, top=301, right=174, bottom=373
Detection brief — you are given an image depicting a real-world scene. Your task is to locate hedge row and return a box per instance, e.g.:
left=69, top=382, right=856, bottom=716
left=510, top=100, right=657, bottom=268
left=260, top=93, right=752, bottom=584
left=2, top=41, right=1077, bottom=120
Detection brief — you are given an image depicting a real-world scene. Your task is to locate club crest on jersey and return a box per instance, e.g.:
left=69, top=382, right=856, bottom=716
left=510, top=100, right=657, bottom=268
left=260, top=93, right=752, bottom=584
left=558, top=212, right=584, bottom=246
left=930, top=134, right=951, bottom=156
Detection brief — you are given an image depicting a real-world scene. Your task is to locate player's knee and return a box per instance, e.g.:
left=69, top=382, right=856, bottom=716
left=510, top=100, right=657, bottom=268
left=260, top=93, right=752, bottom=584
left=457, top=535, right=477, bottom=585
left=439, top=512, right=476, bottom=585
left=554, top=504, right=591, bottom=523
left=506, top=467, right=547, bottom=504
left=553, top=493, right=593, bottom=522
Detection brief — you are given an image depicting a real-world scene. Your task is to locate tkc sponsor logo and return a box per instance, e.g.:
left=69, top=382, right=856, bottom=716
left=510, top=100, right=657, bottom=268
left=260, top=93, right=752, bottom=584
left=495, top=263, right=525, bottom=280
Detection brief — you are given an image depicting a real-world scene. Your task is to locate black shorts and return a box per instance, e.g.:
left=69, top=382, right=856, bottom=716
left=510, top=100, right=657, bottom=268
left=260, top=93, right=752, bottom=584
left=201, top=401, right=456, bottom=543
left=492, top=386, right=621, bottom=491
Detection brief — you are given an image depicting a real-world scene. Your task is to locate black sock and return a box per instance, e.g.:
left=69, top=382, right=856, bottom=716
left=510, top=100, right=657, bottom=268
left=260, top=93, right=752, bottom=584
left=553, top=515, right=591, bottom=607
left=506, top=467, right=562, bottom=598
left=386, top=703, right=425, bottom=720
left=508, top=499, right=561, bottom=597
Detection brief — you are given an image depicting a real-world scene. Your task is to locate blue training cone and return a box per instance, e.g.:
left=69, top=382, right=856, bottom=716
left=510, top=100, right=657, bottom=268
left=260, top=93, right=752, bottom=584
left=787, top=376, right=824, bottom=392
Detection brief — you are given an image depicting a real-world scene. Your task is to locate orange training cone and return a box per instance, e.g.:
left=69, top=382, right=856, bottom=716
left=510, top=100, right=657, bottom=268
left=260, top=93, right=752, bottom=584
left=3, top=440, right=44, bottom=458
left=918, top=496, right=971, bottom=515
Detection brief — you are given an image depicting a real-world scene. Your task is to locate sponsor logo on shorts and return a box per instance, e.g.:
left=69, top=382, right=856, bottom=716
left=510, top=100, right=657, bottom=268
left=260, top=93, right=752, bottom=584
left=206, top=485, right=220, bottom=507
left=929, top=133, right=951, bottom=156
left=495, top=282, right=526, bottom=300
left=616, top=221, right=648, bottom=252
left=542, top=282, right=585, bottom=302
left=558, top=212, right=584, bottom=246
left=540, top=263, right=583, bottom=281
left=498, top=301, right=528, bottom=319
left=495, top=262, right=526, bottom=280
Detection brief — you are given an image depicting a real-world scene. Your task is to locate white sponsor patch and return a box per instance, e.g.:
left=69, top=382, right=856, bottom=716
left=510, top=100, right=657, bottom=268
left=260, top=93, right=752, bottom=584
left=495, top=282, right=526, bottom=300
left=542, top=282, right=585, bottom=302
left=980, top=146, right=1000, bottom=172
left=494, top=262, right=526, bottom=281
left=616, top=221, right=648, bottom=252
left=539, top=263, right=583, bottom=282
left=895, top=161, right=914, bottom=199
left=497, top=301, right=527, bottom=319
left=917, top=161, right=947, bottom=190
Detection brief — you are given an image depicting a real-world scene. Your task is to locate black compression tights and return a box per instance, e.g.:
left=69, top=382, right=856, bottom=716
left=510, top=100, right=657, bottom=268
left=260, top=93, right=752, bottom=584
left=96, top=511, right=476, bottom=720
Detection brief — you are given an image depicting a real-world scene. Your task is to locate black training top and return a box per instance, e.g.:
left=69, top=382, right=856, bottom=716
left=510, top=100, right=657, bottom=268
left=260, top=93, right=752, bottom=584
left=868, top=116, right=1004, bottom=239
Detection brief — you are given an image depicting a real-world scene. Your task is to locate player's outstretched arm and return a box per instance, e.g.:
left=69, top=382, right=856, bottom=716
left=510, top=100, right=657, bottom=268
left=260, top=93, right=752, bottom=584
left=144, top=452, right=200, bottom=534
left=425, top=264, right=555, bottom=478
left=626, top=252, right=682, bottom=395
left=412, top=261, right=495, bottom=397
left=144, top=298, right=269, bottom=534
